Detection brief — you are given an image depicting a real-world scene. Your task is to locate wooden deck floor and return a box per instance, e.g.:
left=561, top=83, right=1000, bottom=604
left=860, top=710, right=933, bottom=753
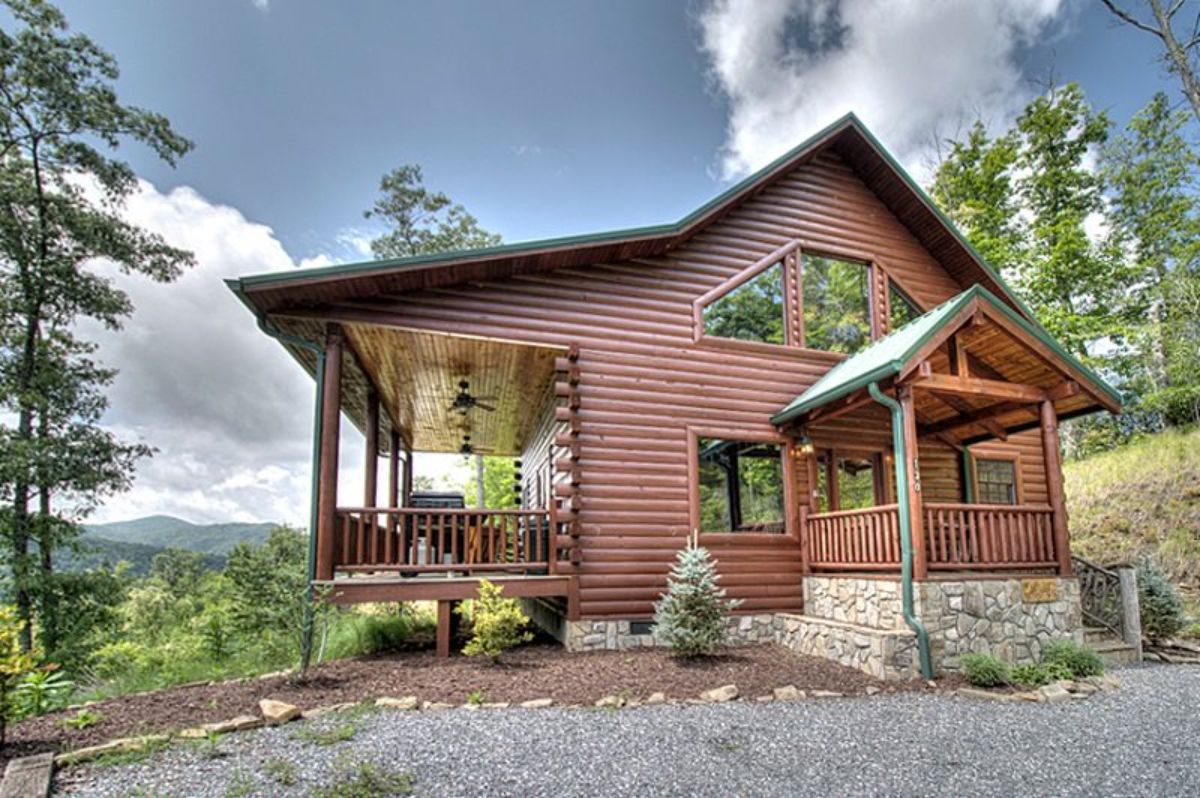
left=317, top=573, right=571, bottom=604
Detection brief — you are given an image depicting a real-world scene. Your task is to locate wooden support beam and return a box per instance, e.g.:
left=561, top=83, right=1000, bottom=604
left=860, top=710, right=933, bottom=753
left=364, top=388, right=379, bottom=508
left=436, top=600, right=452, bottom=658
left=898, top=386, right=927, bottom=580
left=909, top=373, right=1048, bottom=403
left=1040, top=400, right=1073, bottom=577
left=403, top=448, right=414, bottom=506
left=922, top=400, right=1033, bottom=436
left=947, top=334, right=969, bottom=377
left=387, top=429, right=400, bottom=509
left=316, top=325, right=343, bottom=582
left=804, top=390, right=875, bottom=425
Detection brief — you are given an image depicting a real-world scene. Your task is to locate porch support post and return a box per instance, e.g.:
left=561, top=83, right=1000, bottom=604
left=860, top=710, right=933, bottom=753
left=316, top=324, right=343, bottom=582
left=403, top=448, right=414, bottom=506
left=1039, top=399, right=1073, bottom=576
left=898, top=386, right=927, bottom=580
left=364, top=388, right=379, bottom=508
left=387, top=428, right=401, bottom=509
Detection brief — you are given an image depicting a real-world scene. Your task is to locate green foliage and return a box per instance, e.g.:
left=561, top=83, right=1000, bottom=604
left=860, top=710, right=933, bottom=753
left=61, top=708, right=102, bottom=730
left=960, top=652, right=1011, bottom=688
left=466, top=690, right=484, bottom=706
left=652, top=537, right=742, bottom=657
left=224, top=525, right=317, bottom=662
left=296, top=722, right=359, bottom=747
left=459, top=579, right=533, bottom=663
left=703, top=262, right=785, bottom=344
left=365, top=163, right=501, bottom=259
left=464, top=457, right=520, bottom=509
left=1137, top=558, right=1188, bottom=641
left=15, top=666, right=72, bottom=716
left=263, top=757, right=298, bottom=786
left=0, top=606, right=36, bottom=746
left=1041, top=640, right=1105, bottom=678
left=315, top=759, right=414, bottom=798
left=0, top=0, right=194, bottom=654
left=1011, top=661, right=1074, bottom=687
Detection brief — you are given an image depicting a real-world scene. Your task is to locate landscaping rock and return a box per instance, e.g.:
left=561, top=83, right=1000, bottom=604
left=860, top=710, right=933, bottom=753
left=301, top=702, right=358, bottom=719
left=55, top=734, right=169, bottom=767
left=755, top=695, right=774, bottom=703
left=176, top=727, right=207, bottom=739
left=258, top=698, right=300, bottom=725
left=595, top=695, right=624, bottom=709
left=375, top=696, right=419, bottom=710
left=811, top=690, right=845, bottom=699
left=865, top=686, right=881, bottom=696
left=480, top=702, right=510, bottom=709
left=1038, top=683, right=1072, bottom=704
left=520, top=698, right=554, bottom=709
left=201, top=715, right=262, bottom=734
left=645, top=692, right=666, bottom=705
left=773, top=685, right=805, bottom=701
left=700, top=684, right=738, bottom=703
left=421, top=701, right=455, bottom=711
left=956, top=687, right=1017, bottom=702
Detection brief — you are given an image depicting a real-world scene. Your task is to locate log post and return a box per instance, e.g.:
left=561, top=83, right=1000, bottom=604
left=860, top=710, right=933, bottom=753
left=403, top=448, right=414, bottom=506
left=436, top=599, right=452, bottom=658
left=387, top=429, right=400, bottom=509
left=898, top=386, right=927, bottom=580
left=1040, top=399, right=1073, bottom=577
left=364, top=388, right=379, bottom=508
left=316, top=325, right=343, bottom=582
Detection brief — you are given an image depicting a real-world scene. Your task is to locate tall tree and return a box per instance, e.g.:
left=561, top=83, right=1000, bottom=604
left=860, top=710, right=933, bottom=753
left=1103, top=92, right=1200, bottom=424
left=0, top=0, right=193, bottom=651
left=364, top=164, right=501, bottom=259
left=1013, top=84, right=1126, bottom=360
left=1101, top=0, right=1200, bottom=125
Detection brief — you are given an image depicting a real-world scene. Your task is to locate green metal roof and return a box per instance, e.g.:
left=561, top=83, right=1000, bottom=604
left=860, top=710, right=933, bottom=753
left=769, top=285, right=1123, bottom=426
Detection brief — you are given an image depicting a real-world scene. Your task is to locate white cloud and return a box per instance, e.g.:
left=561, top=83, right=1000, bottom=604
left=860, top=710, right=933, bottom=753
left=251, top=0, right=269, bottom=11
left=696, top=0, right=1067, bottom=180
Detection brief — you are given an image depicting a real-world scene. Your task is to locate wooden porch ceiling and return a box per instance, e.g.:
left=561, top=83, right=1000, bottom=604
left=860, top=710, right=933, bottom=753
left=800, top=313, right=1108, bottom=447
left=343, top=324, right=562, bottom=456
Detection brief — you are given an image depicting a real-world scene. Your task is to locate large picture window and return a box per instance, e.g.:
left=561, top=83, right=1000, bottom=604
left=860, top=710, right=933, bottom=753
left=701, top=261, right=784, bottom=344
left=802, top=254, right=871, bottom=354
left=697, top=438, right=785, bottom=533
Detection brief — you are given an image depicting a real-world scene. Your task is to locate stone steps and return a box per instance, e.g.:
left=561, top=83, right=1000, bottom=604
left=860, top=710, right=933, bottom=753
left=1084, top=626, right=1141, bottom=666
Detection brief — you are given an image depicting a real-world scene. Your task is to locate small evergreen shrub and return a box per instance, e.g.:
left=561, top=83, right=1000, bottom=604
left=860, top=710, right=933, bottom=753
left=1011, top=661, right=1074, bottom=687
left=1137, top=558, right=1187, bottom=642
left=652, top=534, right=742, bottom=658
left=960, top=653, right=1010, bottom=687
left=0, top=606, right=36, bottom=746
left=459, top=579, right=533, bottom=663
left=1041, top=640, right=1105, bottom=678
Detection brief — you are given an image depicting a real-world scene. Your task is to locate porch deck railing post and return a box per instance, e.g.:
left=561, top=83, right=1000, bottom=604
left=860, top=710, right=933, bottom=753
left=363, top=388, right=379, bottom=508
left=1039, top=400, right=1073, bottom=577
left=315, top=324, right=343, bottom=582
left=898, top=386, right=927, bottom=580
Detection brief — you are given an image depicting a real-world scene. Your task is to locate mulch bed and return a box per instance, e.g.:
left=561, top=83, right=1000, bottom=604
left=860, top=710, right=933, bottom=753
left=5, top=642, right=951, bottom=768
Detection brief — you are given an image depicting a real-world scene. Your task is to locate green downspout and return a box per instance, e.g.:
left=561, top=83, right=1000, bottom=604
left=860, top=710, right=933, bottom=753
left=867, top=382, right=934, bottom=680
left=961, top=449, right=975, bottom=503
left=253, top=314, right=325, bottom=675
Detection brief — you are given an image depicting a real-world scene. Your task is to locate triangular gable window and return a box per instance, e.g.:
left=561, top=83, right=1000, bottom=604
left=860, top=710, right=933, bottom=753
left=701, top=260, right=785, bottom=345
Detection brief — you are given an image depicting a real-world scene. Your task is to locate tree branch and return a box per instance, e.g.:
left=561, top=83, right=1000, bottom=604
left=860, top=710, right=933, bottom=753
left=1101, top=0, right=1167, bottom=38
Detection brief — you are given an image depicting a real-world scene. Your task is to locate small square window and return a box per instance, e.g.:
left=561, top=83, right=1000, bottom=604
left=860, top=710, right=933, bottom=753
left=976, top=459, right=1017, bottom=505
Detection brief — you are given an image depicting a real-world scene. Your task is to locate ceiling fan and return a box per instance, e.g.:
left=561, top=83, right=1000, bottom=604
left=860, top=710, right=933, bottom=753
left=458, top=434, right=493, bottom=457
left=448, top=379, right=497, bottom=414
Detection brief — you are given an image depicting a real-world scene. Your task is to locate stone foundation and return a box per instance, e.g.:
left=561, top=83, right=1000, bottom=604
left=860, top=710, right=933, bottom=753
left=525, top=575, right=1082, bottom=680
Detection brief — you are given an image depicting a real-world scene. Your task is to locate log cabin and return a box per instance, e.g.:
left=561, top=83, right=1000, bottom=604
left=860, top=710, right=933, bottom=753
left=227, top=114, right=1124, bottom=679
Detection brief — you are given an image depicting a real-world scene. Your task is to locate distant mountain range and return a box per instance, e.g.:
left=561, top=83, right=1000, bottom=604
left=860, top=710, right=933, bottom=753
left=62, top=515, right=279, bottom=575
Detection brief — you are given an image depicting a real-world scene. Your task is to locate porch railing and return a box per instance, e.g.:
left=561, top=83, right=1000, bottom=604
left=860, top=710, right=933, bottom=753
left=923, top=503, right=1057, bottom=570
left=807, top=504, right=901, bottom=570
left=806, top=502, right=1060, bottom=573
left=1072, top=554, right=1125, bottom=638
left=333, top=507, right=553, bottom=575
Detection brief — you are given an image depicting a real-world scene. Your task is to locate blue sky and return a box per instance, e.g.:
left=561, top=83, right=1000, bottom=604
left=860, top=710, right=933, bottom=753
left=38, top=0, right=1189, bottom=524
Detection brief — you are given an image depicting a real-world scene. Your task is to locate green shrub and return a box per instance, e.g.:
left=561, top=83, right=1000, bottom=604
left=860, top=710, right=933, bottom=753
left=652, top=536, right=742, bottom=658
left=1041, top=640, right=1105, bottom=678
left=1011, top=661, right=1074, bottom=687
left=0, top=606, right=36, bottom=746
left=960, top=653, right=1010, bottom=687
left=459, top=580, right=533, bottom=663
left=1137, top=558, right=1187, bottom=641
left=15, top=667, right=74, bottom=716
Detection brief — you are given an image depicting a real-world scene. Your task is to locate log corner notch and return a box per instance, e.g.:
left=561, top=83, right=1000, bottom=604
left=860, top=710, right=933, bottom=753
left=552, top=344, right=581, bottom=618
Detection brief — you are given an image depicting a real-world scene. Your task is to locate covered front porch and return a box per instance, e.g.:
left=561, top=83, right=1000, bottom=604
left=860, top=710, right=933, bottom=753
left=773, top=285, right=1123, bottom=581
left=285, top=319, right=579, bottom=655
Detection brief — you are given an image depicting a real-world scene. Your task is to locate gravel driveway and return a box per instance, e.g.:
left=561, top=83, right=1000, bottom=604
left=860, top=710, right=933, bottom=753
left=54, top=665, right=1198, bottom=797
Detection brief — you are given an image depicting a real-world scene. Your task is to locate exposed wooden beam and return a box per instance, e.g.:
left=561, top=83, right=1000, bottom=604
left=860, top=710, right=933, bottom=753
left=922, top=400, right=1033, bottom=436
left=908, top=373, right=1048, bottom=403
left=947, top=334, right=969, bottom=377
left=804, top=390, right=875, bottom=425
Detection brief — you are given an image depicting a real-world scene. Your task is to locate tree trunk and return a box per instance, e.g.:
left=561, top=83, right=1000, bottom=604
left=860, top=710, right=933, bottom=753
left=37, top=484, right=57, bottom=658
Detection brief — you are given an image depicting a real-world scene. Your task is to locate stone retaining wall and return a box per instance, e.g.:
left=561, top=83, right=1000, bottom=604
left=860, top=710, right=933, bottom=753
left=776, top=613, right=919, bottom=680
left=557, top=614, right=780, bottom=653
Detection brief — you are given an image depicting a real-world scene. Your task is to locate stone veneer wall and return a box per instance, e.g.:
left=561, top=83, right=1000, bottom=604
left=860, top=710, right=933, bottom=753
left=915, top=578, right=1083, bottom=670
left=525, top=576, right=1082, bottom=680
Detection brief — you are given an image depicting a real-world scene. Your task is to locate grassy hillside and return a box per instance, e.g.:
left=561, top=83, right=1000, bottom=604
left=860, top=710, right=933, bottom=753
left=83, top=515, right=277, bottom=556
left=1065, top=426, right=1200, bottom=595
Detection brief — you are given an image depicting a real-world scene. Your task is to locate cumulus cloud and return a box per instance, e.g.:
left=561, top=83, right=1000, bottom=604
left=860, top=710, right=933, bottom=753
left=79, top=181, right=371, bottom=525
left=696, top=0, right=1067, bottom=179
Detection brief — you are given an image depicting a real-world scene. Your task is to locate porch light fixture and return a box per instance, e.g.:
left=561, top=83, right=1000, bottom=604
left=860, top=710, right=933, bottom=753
left=796, top=434, right=815, bottom=456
